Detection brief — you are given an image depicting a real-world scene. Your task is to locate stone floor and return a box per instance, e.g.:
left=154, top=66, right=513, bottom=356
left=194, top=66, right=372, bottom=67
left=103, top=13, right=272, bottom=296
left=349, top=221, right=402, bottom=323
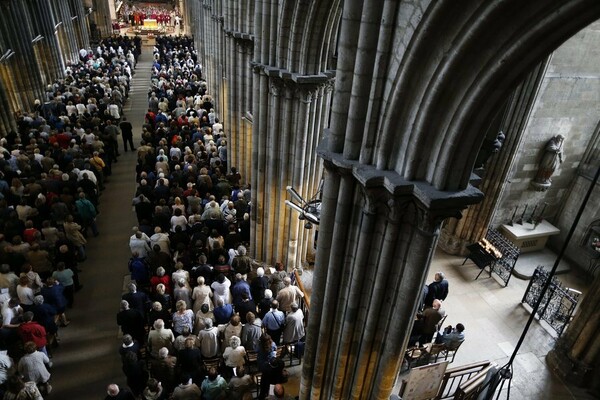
left=391, top=248, right=596, bottom=400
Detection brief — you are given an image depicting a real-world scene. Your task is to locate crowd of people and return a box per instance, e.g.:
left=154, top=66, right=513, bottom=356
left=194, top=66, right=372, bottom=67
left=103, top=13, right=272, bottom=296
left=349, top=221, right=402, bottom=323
left=106, top=36, right=304, bottom=400
left=0, top=35, right=142, bottom=398
left=119, top=3, right=182, bottom=28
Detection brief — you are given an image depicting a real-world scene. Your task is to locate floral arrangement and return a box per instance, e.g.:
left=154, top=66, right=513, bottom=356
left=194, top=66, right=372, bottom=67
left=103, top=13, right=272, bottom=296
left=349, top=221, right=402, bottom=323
left=592, top=237, right=600, bottom=253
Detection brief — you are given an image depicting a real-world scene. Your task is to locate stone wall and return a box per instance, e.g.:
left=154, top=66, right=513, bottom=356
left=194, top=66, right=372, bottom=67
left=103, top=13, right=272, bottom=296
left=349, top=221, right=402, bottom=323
left=490, top=21, right=600, bottom=237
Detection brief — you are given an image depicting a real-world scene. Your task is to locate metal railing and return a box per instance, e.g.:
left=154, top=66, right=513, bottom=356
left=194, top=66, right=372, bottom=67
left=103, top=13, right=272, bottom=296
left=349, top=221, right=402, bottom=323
left=292, top=269, right=310, bottom=325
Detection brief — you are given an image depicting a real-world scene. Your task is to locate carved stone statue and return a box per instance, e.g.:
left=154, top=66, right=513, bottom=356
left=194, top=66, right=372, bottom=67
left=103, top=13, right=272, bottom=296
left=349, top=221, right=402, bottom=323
left=532, top=135, right=565, bottom=190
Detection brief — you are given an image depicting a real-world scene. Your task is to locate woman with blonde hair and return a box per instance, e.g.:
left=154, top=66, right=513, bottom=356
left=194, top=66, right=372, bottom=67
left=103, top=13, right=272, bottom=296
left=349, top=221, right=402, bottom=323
left=171, top=299, right=194, bottom=336
left=171, top=196, right=186, bottom=215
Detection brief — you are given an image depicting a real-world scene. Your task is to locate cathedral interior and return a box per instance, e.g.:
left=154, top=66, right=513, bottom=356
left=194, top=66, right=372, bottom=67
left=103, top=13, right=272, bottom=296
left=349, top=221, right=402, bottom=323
left=0, top=0, right=599, bottom=399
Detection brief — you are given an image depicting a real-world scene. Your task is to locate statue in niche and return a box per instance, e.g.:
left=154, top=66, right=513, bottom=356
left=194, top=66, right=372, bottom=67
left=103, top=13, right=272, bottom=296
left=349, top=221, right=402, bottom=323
left=534, top=135, right=565, bottom=185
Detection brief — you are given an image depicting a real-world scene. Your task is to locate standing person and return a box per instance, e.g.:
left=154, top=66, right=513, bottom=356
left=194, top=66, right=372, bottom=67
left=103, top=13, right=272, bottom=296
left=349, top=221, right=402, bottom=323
left=171, top=300, right=194, bottom=337
left=3, top=374, right=44, bottom=400
left=262, top=300, right=285, bottom=345
left=18, top=341, right=52, bottom=394
left=18, top=312, right=48, bottom=355
left=120, top=117, right=135, bottom=152
left=121, top=351, right=148, bottom=397
left=424, top=272, right=449, bottom=308
left=52, top=262, right=75, bottom=308
left=256, top=333, right=277, bottom=400
left=75, top=192, right=99, bottom=237
left=282, top=303, right=305, bottom=345
left=117, top=300, right=146, bottom=344
left=105, top=383, right=136, bottom=400
left=276, top=277, right=304, bottom=313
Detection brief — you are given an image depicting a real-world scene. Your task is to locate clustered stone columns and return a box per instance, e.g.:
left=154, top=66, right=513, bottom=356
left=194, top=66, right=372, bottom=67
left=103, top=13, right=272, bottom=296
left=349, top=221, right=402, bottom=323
left=0, top=0, right=89, bottom=136
left=223, top=0, right=255, bottom=181
left=0, top=0, right=46, bottom=112
left=92, top=0, right=112, bottom=39
left=0, top=80, right=16, bottom=134
left=250, top=68, right=334, bottom=268
left=299, top=145, right=483, bottom=399
left=52, top=0, right=81, bottom=65
left=547, top=273, right=600, bottom=396
left=25, top=0, right=67, bottom=84
left=69, top=0, right=91, bottom=52
left=198, top=1, right=225, bottom=114
left=438, top=59, right=550, bottom=255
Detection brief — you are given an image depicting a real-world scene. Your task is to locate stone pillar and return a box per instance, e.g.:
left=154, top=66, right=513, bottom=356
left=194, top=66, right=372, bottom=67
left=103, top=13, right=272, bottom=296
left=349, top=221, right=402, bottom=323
left=0, top=0, right=46, bottom=109
left=299, top=147, right=482, bottom=399
left=0, top=77, right=17, bottom=134
left=92, top=0, right=112, bottom=38
left=547, top=273, right=600, bottom=395
left=69, top=0, right=91, bottom=51
left=25, top=0, right=65, bottom=83
left=438, top=59, right=550, bottom=255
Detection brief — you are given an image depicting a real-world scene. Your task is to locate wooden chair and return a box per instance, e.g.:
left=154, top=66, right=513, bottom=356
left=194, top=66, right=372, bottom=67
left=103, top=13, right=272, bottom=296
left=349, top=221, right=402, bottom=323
left=436, top=314, right=448, bottom=332
left=202, top=355, right=222, bottom=372
left=244, top=350, right=259, bottom=374
left=404, top=346, right=431, bottom=370
left=428, top=343, right=447, bottom=363
left=285, top=340, right=304, bottom=366
left=440, top=340, right=465, bottom=363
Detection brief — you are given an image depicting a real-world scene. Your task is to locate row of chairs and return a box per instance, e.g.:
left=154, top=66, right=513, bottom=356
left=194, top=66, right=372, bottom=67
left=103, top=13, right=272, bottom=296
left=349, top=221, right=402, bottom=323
left=404, top=340, right=465, bottom=370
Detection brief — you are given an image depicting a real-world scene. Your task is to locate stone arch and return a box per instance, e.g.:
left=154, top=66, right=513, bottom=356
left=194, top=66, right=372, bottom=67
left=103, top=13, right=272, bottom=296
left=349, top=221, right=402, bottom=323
left=302, top=1, right=600, bottom=399
left=376, top=0, right=600, bottom=191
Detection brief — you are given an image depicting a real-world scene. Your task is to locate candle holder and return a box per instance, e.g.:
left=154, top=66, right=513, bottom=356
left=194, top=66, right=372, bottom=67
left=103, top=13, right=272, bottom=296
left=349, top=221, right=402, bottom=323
left=508, top=205, right=518, bottom=226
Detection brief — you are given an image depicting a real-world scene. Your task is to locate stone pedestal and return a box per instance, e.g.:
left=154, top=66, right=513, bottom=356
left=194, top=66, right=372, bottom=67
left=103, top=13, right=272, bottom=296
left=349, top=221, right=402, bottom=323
left=500, top=220, right=560, bottom=252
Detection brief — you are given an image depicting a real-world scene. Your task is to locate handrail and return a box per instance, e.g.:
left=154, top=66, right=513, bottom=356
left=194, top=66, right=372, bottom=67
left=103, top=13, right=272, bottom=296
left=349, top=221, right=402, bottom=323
left=435, top=361, right=495, bottom=400
left=293, top=269, right=310, bottom=310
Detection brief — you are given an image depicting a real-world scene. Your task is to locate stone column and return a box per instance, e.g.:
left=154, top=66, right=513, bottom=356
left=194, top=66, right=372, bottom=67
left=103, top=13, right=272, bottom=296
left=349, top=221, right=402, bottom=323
left=92, top=0, right=112, bottom=38
left=547, top=273, right=600, bottom=395
left=0, top=77, right=17, bottom=134
left=25, top=0, right=65, bottom=83
left=299, top=146, right=482, bottom=399
left=0, top=0, right=46, bottom=109
left=69, top=0, right=91, bottom=51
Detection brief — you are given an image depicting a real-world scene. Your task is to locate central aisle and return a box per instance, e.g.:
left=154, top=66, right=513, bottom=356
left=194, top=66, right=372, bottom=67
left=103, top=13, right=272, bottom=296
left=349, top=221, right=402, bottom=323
left=49, top=49, right=153, bottom=398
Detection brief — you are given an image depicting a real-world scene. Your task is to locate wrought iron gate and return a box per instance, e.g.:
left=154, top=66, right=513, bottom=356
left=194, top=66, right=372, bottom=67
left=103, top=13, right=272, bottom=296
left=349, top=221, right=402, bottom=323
left=521, top=266, right=581, bottom=337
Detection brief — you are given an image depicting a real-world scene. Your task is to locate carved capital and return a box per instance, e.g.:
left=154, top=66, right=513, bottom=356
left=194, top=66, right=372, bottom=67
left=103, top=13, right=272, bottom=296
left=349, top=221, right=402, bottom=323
left=269, top=78, right=284, bottom=96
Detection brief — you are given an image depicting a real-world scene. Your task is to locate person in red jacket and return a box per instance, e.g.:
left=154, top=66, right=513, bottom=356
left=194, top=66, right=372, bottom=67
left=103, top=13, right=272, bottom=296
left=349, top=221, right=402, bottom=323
left=18, top=311, right=48, bottom=356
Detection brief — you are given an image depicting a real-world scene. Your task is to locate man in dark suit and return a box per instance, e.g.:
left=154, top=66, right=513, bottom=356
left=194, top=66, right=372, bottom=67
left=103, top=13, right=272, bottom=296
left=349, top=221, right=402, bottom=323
left=424, top=272, right=449, bottom=308
left=119, top=117, right=135, bottom=152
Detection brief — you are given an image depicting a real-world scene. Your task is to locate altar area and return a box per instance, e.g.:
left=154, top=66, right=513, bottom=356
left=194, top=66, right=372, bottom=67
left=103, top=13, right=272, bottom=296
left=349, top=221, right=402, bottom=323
left=499, top=220, right=561, bottom=253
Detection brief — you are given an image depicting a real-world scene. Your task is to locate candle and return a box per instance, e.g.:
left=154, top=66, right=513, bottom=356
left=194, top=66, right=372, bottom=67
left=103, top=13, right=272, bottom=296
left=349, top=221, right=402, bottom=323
left=528, top=204, right=539, bottom=224
left=510, top=206, right=518, bottom=221
left=520, top=204, right=528, bottom=220
left=538, top=202, right=548, bottom=219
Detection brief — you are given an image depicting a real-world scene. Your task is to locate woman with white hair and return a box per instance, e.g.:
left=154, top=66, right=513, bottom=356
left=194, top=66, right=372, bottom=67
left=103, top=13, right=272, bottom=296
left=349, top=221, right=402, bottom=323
left=192, top=276, right=213, bottom=313
left=223, top=335, right=246, bottom=378
left=171, top=262, right=190, bottom=288
left=147, top=319, right=174, bottom=358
